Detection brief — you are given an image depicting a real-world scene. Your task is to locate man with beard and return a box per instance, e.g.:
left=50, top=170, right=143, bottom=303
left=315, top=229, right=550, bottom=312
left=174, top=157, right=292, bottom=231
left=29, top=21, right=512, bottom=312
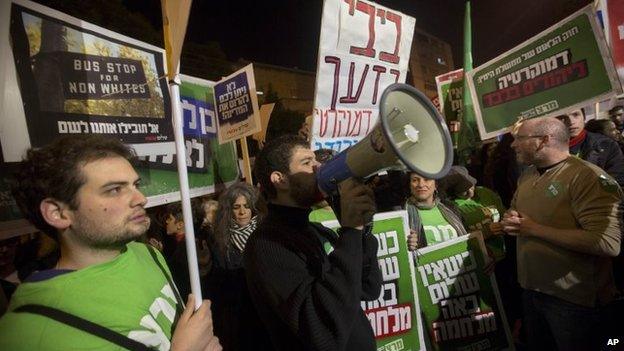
left=0, top=135, right=220, bottom=351
left=244, top=135, right=381, bottom=350
left=502, top=117, right=622, bottom=350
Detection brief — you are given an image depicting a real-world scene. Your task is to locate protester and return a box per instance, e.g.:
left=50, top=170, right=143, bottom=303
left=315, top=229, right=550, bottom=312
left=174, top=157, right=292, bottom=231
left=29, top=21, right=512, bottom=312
left=209, top=182, right=261, bottom=350
left=502, top=117, right=622, bottom=350
left=556, top=108, right=624, bottom=186
left=245, top=135, right=381, bottom=350
left=404, top=172, right=468, bottom=250
left=438, top=166, right=524, bottom=339
left=609, top=105, right=624, bottom=134
left=0, top=135, right=220, bottom=350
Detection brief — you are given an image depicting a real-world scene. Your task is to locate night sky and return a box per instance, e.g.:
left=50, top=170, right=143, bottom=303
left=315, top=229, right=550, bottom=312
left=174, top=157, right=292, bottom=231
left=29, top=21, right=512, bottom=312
left=127, top=0, right=594, bottom=72
left=184, top=0, right=592, bottom=71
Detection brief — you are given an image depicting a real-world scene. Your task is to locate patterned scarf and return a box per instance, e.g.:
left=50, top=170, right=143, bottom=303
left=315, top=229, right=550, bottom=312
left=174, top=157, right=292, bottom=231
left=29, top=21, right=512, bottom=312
left=229, top=216, right=258, bottom=252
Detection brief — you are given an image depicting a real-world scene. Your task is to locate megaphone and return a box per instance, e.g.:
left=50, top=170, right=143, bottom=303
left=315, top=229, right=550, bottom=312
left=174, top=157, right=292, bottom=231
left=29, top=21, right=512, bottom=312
left=317, top=83, right=453, bottom=194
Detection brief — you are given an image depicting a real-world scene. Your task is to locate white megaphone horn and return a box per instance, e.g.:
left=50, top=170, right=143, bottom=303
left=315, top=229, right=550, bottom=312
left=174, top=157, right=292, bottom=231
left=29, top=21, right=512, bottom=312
left=317, top=83, right=454, bottom=194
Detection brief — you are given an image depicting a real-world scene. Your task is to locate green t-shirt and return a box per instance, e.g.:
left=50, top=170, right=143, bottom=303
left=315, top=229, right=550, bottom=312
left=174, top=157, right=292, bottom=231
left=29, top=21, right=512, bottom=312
left=418, top=206, right=459, bottom=245
left=309, top=207, right=337, bottom=223
left=0, top=242, right=181, bottom=350
left=454, top=190, right=506, bottom=261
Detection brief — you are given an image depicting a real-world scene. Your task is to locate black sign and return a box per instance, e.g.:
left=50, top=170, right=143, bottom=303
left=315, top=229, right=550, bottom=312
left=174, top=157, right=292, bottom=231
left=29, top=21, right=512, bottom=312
left=56, top=52, right=150, bottom=100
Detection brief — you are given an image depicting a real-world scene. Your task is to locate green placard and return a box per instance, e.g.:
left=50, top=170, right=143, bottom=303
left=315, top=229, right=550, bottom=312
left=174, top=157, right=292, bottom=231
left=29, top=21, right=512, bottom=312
left=415, top=233, right=514, bottom=351
left=436, top=69, right=465, bottom=123
left=139, top=75, right=239, bottom=205
left=467, top=5, right=621, bottom=140
left=323, top=211, right=425, bottom=351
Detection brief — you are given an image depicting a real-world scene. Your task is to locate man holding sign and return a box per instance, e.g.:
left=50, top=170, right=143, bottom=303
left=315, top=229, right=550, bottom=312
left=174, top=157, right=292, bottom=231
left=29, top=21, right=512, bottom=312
left=503, top=117, right=622, bottom=350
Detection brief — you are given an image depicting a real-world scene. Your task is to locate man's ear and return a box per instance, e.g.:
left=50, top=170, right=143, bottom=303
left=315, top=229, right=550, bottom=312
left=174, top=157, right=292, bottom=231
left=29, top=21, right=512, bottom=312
left=176, top=220, right=185, bottom=231
left=40, top=198, right=72, bottom=230
left=270, top=171, right=288, bottom=190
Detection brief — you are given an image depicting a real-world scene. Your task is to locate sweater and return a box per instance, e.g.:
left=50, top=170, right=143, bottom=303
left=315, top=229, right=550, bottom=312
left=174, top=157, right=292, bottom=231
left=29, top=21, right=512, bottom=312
left=243, top=203, right=382, bottom=351
left=512, top=156, right=622, bottom=307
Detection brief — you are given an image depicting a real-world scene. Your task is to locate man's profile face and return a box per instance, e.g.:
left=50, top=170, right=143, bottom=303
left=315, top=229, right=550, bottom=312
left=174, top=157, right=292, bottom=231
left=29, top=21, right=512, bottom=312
left=567, top=109, right=585, bottom=137
left=66, top=156, right=150, bottom=249
left=511, top=122, right=542, bottom=166
left=285, top=146, right=321, bottom=207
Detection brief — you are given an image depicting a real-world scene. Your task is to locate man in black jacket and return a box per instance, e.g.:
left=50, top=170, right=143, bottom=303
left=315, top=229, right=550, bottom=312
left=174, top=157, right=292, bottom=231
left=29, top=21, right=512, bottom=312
left=557, top=109, right=624, bottom=187
left=244, top=135, right=382, bottom=351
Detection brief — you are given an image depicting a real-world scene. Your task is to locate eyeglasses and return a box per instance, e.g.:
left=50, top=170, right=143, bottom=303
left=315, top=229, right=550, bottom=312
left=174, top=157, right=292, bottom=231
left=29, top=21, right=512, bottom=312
left=513, top=134, right=548, bottom=141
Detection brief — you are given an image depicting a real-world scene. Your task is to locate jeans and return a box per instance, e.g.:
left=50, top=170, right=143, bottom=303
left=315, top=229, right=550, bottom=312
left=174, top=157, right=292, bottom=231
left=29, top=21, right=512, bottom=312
left=522, top=289, right=601, bottom=351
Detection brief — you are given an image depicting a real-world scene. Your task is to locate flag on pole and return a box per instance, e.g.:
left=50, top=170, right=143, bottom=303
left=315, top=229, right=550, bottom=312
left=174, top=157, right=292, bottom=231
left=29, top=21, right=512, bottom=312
left=457, top=1, right=478, bottom=165
left=161, top=0, right=192, bottom=79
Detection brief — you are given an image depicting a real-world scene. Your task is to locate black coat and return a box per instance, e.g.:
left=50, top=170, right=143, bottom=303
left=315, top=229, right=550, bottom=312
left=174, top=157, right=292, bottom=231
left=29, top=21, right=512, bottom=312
left=244, top=203, right=382, bottom=351
left=574, top=131, right=624, bottom=187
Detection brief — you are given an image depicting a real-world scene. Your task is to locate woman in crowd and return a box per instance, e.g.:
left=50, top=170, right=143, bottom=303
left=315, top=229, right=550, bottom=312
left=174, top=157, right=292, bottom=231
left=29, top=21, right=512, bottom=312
left=209, top=182, right=263, bottom=350
left=405, top=172, right=468, bottom=250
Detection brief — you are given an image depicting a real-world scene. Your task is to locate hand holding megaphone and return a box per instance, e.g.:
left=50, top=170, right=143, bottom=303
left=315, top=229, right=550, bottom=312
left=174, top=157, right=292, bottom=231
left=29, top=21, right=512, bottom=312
left=336, top=178, right=376, bottom=230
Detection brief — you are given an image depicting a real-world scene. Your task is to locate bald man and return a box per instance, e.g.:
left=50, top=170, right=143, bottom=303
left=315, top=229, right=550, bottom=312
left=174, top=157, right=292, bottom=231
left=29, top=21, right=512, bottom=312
left=502, top=117, right=622, bottom=350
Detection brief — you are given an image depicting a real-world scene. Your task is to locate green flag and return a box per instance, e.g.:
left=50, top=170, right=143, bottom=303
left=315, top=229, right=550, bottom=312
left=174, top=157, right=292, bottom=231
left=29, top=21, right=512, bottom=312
left=457, top=1, right=477, bottom=165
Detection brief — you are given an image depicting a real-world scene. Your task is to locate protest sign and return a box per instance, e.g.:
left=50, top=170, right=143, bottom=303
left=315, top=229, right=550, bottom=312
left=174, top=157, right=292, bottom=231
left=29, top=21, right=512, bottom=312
left=2, top=0, right=178, bottom=166
left=0, top=1, right=239, bottom=236
left=142, top=75, right=239, bottom=205
left=467, top=5, right=621, bottom=140
left=436, top=69, right=465, bottom=122
left=415, top=233, right=513, bottom=351
left=311, top=0, right=415, bottom=152
left=322, top=211, right=425, bottom=351
left=606, top=0, right=624, bottom=92
left=214, top=64, right=261, bottom=144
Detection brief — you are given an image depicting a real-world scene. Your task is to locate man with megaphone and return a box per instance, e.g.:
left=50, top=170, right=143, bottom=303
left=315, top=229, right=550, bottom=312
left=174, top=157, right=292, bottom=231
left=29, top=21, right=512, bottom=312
left=244, top=134, right=382, bottom=351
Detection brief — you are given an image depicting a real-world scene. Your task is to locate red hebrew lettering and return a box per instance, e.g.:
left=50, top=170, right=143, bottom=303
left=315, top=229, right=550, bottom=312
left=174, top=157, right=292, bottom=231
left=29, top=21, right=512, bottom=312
left=363, top=110, right=373, bottom=134
left=349, top=0, right=376, bottom=58
left=325, top=56, right=341, bottom=110
left=344, top=0, right=356, bottom=15
left=522, top=81, right=535, bottom=96
left=376, top=8, right=386, bottom=24
left=333, top=110, right=347, bottom=137
left=507, top=85, right=521, bottom=100
left=340, top=63, right=370, bottom=104
left=349, top=111, right=363, bottom=136
left=379, top=11, right=402, bottom=64
left=390, top=69, right=400, bottom=83
left=371, top=65, right=387, bottom=104
left=315, top=108, right=328, bottom=137
left=572, top=60, right=588, bottom=78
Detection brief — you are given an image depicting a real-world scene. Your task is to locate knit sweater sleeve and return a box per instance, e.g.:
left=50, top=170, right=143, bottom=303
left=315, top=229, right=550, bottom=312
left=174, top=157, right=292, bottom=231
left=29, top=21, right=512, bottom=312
left=569, top=167, right=623, bottom=257
left=244, top=226, right=366, bottom=351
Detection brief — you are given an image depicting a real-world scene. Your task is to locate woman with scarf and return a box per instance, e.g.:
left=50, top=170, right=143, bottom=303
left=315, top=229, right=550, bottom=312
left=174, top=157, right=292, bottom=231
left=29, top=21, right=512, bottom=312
left=405, top=172, right=468, bottom=250
left=209, top=182, right=263, bottom=350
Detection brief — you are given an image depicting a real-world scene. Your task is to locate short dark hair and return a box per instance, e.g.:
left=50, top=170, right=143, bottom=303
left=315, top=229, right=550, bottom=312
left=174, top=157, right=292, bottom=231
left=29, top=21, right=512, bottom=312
left=585, top=119, right=614, bottom=136
left=11, top=135, right=135, bottom=240
left=253, top=135, right=308, bottom=199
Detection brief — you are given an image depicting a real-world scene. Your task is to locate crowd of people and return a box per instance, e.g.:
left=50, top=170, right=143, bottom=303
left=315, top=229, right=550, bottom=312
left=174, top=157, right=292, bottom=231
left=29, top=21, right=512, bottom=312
left=0, top=106, right=623, bottom=350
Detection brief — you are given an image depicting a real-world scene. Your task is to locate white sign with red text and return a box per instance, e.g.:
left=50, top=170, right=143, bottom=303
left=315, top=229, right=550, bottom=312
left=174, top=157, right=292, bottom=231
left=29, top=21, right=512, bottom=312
left=311, top=0, right=415, bottom=152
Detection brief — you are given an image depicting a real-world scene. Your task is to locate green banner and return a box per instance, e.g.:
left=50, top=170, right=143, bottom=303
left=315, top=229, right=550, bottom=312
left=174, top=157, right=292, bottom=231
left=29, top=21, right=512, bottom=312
left=467, top=5, right=621, bottom=140
left=323, top=211, right=425, bottom=351
left=415, top=233, right=513, bottom=351
left=139, top=75, right=239, bottom=205
left=436, top=69, right=465, bottom=123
